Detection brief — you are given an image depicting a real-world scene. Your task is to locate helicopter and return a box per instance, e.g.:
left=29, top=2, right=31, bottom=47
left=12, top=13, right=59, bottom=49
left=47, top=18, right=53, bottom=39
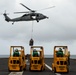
left=3, top=3, right=55, bottom=25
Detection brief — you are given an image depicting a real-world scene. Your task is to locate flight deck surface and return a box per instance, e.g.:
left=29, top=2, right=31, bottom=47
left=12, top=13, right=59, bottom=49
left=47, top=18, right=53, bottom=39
left=0, top=58, right=76, bottom=75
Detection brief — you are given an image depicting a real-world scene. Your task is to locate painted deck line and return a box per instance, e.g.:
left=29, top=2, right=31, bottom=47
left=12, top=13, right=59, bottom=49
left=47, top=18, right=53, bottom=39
left=45, top=63, right=61, bottom=75
left=8, top=71, right=23, bottom=75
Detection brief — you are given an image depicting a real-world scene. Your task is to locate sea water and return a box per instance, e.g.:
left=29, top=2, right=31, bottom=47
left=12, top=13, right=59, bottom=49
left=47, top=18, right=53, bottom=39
left=0, top=55, right=76, bottom=59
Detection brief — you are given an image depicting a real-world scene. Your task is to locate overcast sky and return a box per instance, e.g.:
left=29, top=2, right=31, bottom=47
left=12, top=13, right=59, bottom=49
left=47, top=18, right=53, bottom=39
left=0, top=0, right=76, bottom=55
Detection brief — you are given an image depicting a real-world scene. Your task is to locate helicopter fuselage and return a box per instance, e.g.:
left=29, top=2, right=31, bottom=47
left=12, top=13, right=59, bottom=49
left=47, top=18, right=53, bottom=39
left=5, top=13, right=48, bottom=22
left=3, top=3, right=49, bottom=24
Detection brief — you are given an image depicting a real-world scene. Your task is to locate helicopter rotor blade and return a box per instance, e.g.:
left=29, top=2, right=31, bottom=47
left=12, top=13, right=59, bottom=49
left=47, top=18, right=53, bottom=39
left=20, top=3, right=35, bottom=12
left=36, top=6, right=55, bottom=11
left=14, top=11, right=29, bottom=14
left=20, top=3, right=31, bottom=11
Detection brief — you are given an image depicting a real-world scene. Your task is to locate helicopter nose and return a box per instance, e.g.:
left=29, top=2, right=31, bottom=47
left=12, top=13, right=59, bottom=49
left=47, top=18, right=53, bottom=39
left=44, top=16, right=49, bottom=19
left=46, top=16, right=49, bottom=19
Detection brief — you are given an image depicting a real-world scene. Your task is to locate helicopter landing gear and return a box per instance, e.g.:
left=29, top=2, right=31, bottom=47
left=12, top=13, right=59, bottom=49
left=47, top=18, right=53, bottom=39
left=36, top=19, right=39, bottom=22
left=12, top=22, right=14, bottom=25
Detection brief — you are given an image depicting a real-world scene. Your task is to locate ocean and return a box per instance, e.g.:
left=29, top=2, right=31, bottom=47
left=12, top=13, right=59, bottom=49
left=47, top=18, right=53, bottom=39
left=0, top=55, right=76, bottom=59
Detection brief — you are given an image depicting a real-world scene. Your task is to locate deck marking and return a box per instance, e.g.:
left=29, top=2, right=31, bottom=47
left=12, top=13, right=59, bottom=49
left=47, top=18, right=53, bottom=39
left=26, top=59, right=30, bottom=65
left=26, top=59, right=28, bottom=62
left=45, top=63, right=61, bottom=75
left=55, top=73, right=61, bottom=75
left=9, top=71, right=23, bottom=75
left=45, top=63, right=52, bottom=71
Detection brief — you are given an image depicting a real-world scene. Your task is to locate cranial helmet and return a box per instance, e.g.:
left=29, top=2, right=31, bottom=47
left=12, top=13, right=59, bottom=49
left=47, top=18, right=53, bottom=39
left=15, top=49, right=18, bottom=52
left=59, top=48, right=62, bottom=51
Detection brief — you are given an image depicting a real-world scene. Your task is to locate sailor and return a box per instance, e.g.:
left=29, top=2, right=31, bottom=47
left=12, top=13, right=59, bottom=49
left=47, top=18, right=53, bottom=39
left=32, top=49, right=38, bottom=57
left=13, top=49, right=19, bottom=57
left=56, top=48, right=63, bottom=57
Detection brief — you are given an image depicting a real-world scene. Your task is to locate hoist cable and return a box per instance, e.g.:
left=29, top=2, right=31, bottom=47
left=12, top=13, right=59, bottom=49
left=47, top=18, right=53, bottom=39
left=31, top=21, right=34, bottom=38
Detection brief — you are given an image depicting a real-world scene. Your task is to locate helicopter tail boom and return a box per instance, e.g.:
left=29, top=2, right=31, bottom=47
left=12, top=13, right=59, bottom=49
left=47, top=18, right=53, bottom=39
left=3, top=13, right=11, bottom=22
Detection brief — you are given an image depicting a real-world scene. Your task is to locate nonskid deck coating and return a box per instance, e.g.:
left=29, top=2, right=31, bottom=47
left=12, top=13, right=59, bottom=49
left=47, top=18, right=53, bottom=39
left=0, top=58, right=76, bottom=75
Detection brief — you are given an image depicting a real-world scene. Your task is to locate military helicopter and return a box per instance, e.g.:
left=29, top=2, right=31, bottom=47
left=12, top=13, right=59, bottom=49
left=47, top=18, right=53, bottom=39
left=3, top=3, right=55, bottom=25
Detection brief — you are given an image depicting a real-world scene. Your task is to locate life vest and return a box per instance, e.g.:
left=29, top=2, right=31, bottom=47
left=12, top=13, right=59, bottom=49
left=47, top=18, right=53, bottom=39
left=56, top=51, right=63, bottom=57
left=13, top=52, right=19, bottom=57
left=33, top=51, right=38, bottom=57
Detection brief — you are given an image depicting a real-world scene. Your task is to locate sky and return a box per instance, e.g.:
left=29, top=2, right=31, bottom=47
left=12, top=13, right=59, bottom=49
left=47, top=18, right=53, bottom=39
left=0, top=0, right=76, bottom=55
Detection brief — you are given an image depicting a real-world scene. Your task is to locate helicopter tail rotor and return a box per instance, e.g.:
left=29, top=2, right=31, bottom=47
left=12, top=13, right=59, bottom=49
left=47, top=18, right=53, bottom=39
left=2, top=10, right=11, bottom=22
left=0, top=10, right=8, bottom=15
left=3, top=10, right=9, bottom=16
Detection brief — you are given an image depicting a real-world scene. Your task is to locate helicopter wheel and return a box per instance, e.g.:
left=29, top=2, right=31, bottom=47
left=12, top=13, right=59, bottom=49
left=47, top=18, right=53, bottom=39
left=36, top=20, right=39, bottom=22
left=12, top=22, right=14, bottom=25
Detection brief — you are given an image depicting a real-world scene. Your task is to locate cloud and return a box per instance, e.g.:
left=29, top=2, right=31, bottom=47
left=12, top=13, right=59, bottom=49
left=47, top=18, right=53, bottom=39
left=0, top=0, right=76, bottom=55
